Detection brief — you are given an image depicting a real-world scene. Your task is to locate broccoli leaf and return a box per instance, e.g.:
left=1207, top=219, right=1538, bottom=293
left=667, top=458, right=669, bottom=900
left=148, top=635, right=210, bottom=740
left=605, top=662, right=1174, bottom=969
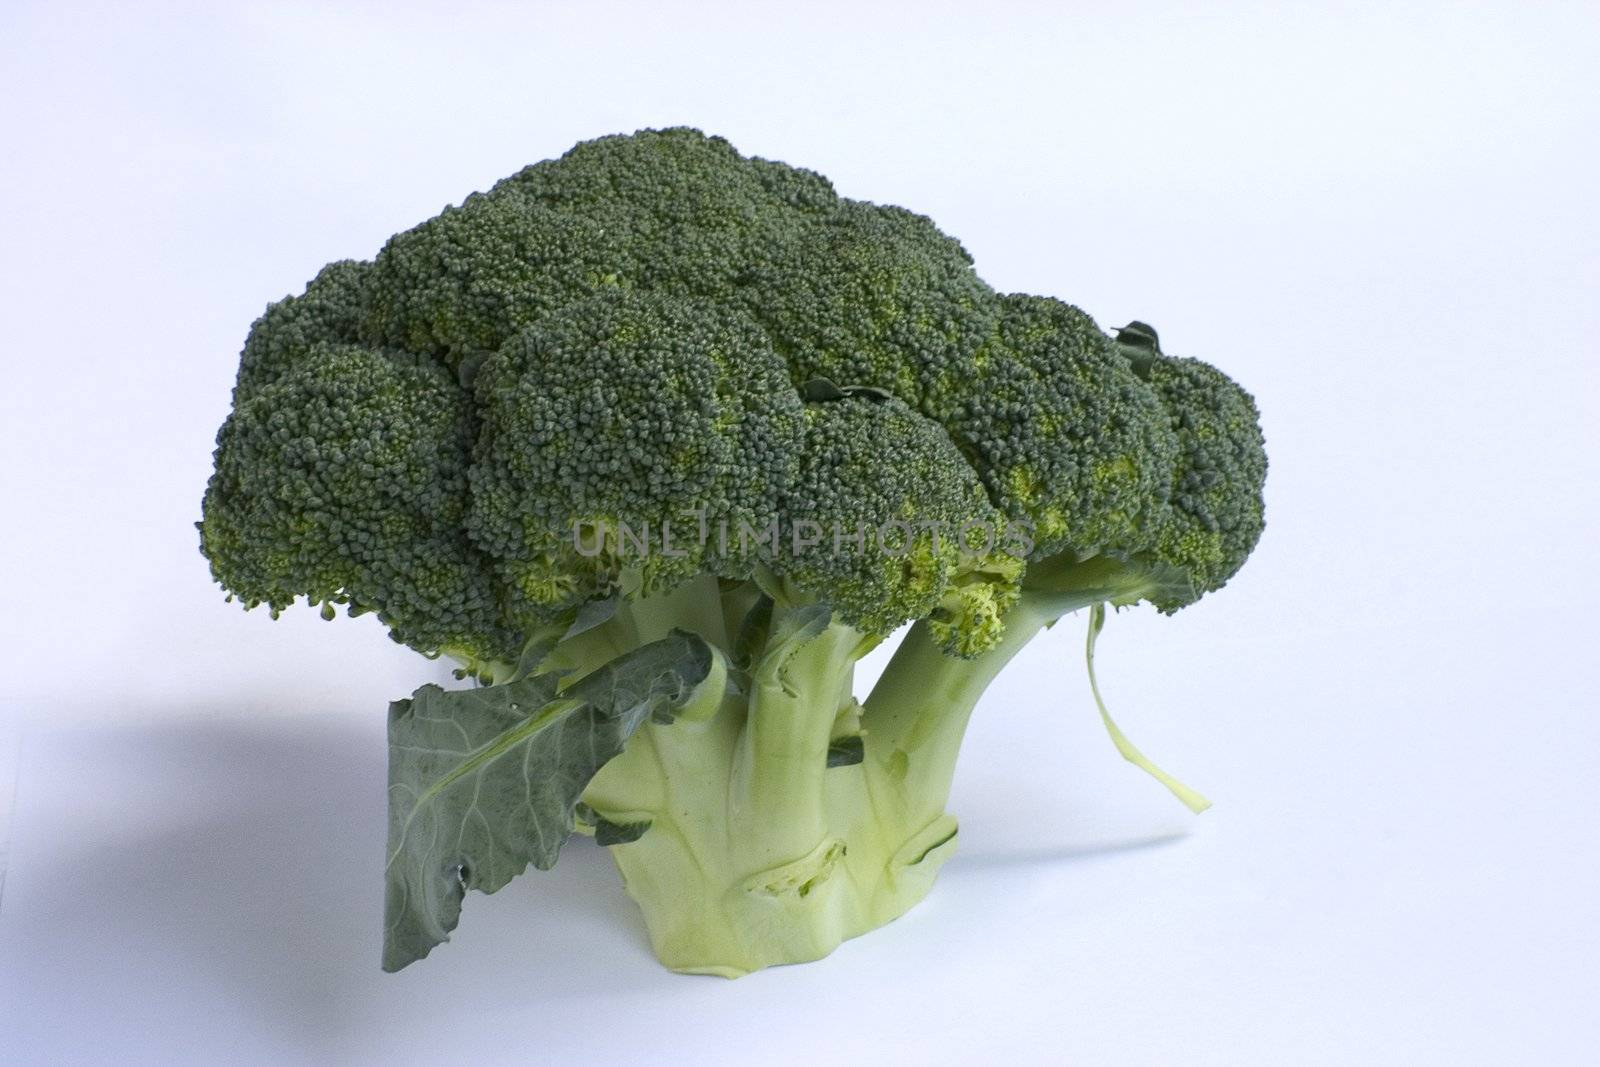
left=573, top=801, right=653, bottom=845
left=800, top=377, right=896, bottom=404
left=564, top=593, right=621, bottom=640
left=383, top=630, right=714, bottom=970
left=592, top=814, right=654, bottom=847
left=825, top=735, right=865, bottom=768
left=758, top=603, right=833, bottom=697
left=732, top=593, right=774, bottom=670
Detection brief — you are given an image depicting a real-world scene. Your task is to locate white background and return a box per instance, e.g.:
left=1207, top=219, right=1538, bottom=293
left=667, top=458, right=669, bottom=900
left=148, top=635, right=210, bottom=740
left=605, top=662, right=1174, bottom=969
left=2, top=2, right=1597, bottom=1064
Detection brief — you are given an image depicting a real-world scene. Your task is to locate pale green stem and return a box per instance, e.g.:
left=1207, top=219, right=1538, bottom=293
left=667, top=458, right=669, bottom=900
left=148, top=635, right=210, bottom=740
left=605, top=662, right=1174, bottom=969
left=1084, top=603, right=1211, bottom=812
left=732, top=611, right=863, bottom=869
left=624, top=573, right=730, bottom=650
left=858, top=595, right=1058, bottom=835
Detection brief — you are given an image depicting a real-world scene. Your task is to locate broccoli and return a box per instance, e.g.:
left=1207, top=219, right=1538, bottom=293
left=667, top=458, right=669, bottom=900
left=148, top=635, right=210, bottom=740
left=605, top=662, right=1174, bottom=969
left=199, top=128, right=1267, bottom=977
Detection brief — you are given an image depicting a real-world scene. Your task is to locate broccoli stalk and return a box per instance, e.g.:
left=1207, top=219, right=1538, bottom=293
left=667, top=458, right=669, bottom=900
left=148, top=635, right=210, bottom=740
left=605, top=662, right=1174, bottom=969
left=377, top=554, right=1211, bottom=976
left=539, top=563, right=1162, bottom=976
left=561, top=574, right=1038, bottom=976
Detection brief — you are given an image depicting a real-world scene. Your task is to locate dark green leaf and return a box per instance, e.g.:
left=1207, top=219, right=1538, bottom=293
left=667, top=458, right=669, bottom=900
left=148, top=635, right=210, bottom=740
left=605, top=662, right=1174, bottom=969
left=383, top=631, right=713, bottom=971
left=507, top=631, right=563, bottom=684
left=800, top=378, right=896, bottom=404
left=825, top=735, right=864, bottom=768
left=564, top=594, right=620, bottom=641
left=733, top=593, right=774, bottom=670
left=1113, top=321, right=1162, bottom=377
left=592, top=815, right=652, bottom=847
left=800, top=377, right=848, bottom=402
left=456, top=349, right=492, bottom=390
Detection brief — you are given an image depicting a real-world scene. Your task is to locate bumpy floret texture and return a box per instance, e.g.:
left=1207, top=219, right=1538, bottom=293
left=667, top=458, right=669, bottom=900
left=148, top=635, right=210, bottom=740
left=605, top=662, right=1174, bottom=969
left=237, top=259, right=372, bottom=385
left=1139, top=355, right=1268, bottom=608
left=199, top=343, right=517, bottom=659
left=200, top=127, right=1267, bottom=658
left=742, top=200, right=999, bottom=404
left=776, top=396, right=1012, bottom=641
left=468, top=288, right=805, bottom=614
left=930, top=294, right=1181, bottom=562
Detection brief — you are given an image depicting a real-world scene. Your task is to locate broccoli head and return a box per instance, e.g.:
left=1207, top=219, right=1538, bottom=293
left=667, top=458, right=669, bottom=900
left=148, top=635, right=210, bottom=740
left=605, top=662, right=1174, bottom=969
left=198, top=128, right=1267, bottom=979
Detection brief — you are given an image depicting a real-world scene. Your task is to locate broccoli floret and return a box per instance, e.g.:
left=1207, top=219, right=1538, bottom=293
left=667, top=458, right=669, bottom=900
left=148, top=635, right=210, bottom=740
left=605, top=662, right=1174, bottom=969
left=238, top=259, right=372, bottom=384
left=1138, top=338, right=1269, bottom=606
left=932, top=294, right=1181, bottom=562
left=1018, top=322, right=1268, bottom=613
left=775, top=394, right=1016, bottom=648
left=198, top=127, right=1267, bottom=980
left=199, top=342, right=515, bottom=661
left=363, top=192, right=617, bottom=368
left=363, top=128, right=840, bottom=369
left=467, top=288, right=804, bottom=614
left=743, top=199, right=999, bottom=403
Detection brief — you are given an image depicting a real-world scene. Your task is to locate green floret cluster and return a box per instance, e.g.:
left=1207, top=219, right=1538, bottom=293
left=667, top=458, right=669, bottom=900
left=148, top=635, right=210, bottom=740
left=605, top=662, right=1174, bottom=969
left=933, top=294, right=1181, bottom=564
left=199, top=128, right=1267, bottom=980
left=1134, top=325, right=1269, bottom=604
left=467, top=288, right=804, bottom=616
left=201, top=341, right=515, bottom=659
left=777, top=393, right=1012, bottom=642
